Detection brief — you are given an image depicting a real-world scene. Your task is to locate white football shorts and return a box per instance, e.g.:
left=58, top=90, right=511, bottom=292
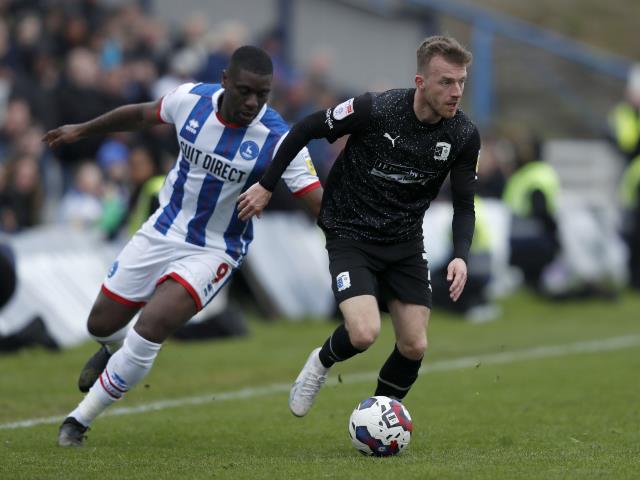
left=102, top=227, right=238, bottom=311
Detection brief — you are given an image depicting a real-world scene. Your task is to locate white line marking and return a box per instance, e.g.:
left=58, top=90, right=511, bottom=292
left=1, top=334, right=639, bottom=431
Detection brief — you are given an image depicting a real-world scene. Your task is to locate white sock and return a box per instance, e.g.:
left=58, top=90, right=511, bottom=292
left=69, top=329, right=161, bottom=427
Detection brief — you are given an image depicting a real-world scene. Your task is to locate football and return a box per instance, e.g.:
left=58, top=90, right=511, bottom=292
left=348, top=396, right=413, bottom=456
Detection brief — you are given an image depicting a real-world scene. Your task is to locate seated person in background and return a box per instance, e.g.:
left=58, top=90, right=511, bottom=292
left=619, top=153, right=640, bottom=290
left=0, top=241, right=58, bottom=352
left=503, top=132, right=560, bottom=290
left=430, top=197, right=499, bottom=323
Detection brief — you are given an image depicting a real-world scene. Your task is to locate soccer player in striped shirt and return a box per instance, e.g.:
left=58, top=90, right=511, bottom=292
left=43, top=46, right=323, bottom=446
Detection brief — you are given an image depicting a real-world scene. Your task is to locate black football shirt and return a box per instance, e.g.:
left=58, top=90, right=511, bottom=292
left=260, top=88, right=480, bottom=260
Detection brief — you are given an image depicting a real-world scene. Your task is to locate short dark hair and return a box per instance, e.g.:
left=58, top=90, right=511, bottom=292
left=416, top=36, right=472, bottom=72
left=228, top=46, right=273, bottom=77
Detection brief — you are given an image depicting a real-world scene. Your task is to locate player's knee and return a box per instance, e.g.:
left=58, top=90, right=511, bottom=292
left=87, top=316, right=115, bottom=338
left=87, top=299, right=118, bottom=338
left=348, top=323, right=380, bottom=350
left=397, top=337, right=427, bottom=360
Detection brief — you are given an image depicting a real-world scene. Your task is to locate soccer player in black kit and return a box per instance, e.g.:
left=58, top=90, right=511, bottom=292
left=238, top=36, right=479, bottom=416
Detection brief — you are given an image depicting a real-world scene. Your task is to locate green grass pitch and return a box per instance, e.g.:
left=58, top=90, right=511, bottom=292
left=1, top=291, right=639, bottom=479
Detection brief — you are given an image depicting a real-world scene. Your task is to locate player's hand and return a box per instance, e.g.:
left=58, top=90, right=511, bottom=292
left=447, top=258, right=467, bottom=302
left=41, top=124, right=85, bottom=148
left=237, top=182, right=272, bottom=221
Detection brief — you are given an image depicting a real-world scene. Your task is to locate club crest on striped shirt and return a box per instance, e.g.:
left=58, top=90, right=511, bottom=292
left=239, top=140, right=259, bottom=160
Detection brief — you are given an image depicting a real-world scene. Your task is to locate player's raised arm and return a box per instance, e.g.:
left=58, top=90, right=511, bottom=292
left=237, top=94, right=372, bottom=221
left=42, top=99, right=164, bottom=148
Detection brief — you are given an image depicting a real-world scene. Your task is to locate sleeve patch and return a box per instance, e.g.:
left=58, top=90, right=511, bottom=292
left=331, top=98, right=355, bottom=120
left=305, top=157, right=317, bottom=176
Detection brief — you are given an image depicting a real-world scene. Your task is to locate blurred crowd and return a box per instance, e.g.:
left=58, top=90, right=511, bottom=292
left=0, top=0, right=348, bottom=238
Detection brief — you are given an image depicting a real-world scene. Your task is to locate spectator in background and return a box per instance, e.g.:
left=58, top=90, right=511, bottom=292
left=196, top=20, right=249, bottom=85
left=1, top=153, right=43, bottom=231
left=430, top=196, right=499, bottom=323
left=474, top=134, right=508, bottom=199
left=610, top=65, right=640, bottom=290
left=151, top=48, right=199, bottom=99
left=119, top=143, right=163, bottom=239
left=619, top=151, right=640, bottom=290
left=58, top=161, right=104, bottom=230
left=502, top=131, right=560, bottom=290
left=608, top=64, right=640, bottom=163
left=0, top=98, right=32, bottom=158
left=54, top=48, right=121, bottom=189
left=95, top=139, right=130, bottom=237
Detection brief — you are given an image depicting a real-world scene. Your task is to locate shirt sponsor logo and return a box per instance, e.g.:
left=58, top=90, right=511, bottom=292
left=332, top=98, right=354, bottom=120
left=239, top=140, right=259, bottom=160
left=336, top=271, right=351, bottom=292
left=370, top=160, right=437, bottom=185
left=179, top=140, right=248, bottom=183
left=434, top=142, right=451, bottom=161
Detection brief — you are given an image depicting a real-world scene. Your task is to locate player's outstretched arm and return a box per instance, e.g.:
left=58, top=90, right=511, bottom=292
left=42, top=100, right=163, bottom=148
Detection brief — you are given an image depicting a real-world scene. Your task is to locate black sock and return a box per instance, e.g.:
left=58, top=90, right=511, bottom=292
left=375, top=344, right=422, bottom=400
left=318, top=324, right=364, bottom=368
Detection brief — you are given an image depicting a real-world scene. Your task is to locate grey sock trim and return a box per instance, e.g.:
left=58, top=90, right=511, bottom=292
left=328, top=334, right=343, bottom=362
left=377, top=376, right=412, bottom=391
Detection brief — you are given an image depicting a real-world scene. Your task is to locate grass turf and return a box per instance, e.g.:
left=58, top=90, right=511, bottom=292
left=1, top=291, right=639, bottom=479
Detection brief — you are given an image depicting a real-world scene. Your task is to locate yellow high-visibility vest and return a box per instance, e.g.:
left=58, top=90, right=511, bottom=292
left=128, top=176, right=165, bottom=237
left=471, top=197, right=491, bottom=253
left=609, top=102, right=640, bottom=155
left=503, top=162, right=560, bottom=217
left=620, top=155, right=640, bottom=209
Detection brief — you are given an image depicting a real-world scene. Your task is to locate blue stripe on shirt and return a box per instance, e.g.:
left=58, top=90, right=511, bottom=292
left=213, top=125, right=247, bottom=160
left=179, top=83, right=220, bottom=144
left=223, top=130, right=281, bottom=261
left=183, top=123, right=250, bottom=246
left=185, top=174, right=225, bottom=247
left=189, top=83, right=221, bottom=96
left=260, top=107, right=289, bottom=136
left=154, top=155, right=190, bottom=235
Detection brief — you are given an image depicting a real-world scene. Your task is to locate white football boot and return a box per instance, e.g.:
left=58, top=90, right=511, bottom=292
left=289, top=347, right=329, bottom=417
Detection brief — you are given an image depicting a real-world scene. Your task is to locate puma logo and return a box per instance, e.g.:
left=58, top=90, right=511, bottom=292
left=383, top=133, right=400, bottom=147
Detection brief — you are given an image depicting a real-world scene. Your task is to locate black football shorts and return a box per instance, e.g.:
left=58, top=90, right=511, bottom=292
left=325, top=237, right=432, bottom=309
